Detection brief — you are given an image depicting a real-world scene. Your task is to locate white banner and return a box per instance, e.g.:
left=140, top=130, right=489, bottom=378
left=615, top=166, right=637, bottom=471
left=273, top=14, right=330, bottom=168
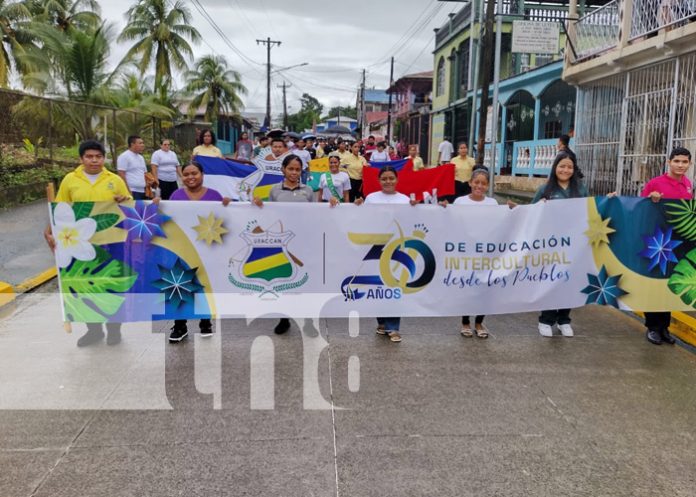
left=50, top=197, right=696, bottom=322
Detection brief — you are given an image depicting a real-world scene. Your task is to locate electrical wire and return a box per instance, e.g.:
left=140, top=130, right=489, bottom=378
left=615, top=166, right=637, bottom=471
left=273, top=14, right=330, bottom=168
left=190, top=0, right=265, bottom=75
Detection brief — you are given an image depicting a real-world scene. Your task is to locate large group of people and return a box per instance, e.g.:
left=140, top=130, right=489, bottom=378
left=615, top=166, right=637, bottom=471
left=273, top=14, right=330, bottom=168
left=43, top=129, right=694, bottom=349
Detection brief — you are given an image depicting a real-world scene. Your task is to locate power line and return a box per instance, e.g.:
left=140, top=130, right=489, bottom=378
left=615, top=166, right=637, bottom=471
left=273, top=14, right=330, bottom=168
left=189, top=0, right=265, bottom=75
left=367, top=1, right=440, bottom=67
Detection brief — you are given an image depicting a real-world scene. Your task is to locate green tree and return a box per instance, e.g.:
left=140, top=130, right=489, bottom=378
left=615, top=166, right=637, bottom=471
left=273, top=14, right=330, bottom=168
left=24, top=0, right=100, bottom=32
left=184, top=54, right=246, bottom=124
left=0, top=0, right=33, bottom=86
left=22, top=21, right=113, bottom=99
left=118, top=0, right=201, bottom=93
left=325, top=105, right=357, bottom=120
left=287, top=92, right=323, bottom=132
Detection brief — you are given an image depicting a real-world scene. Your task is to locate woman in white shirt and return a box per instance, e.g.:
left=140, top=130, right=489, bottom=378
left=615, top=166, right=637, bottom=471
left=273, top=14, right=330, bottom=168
left=370, top=141, right=390, bottom=163
left=355, top=165, right=417, bottom=342
left=150, top=139, right=181, bottom=200
left=450, top=167, right=497, bottom=338
left=318, top=154, right=351, bottom=204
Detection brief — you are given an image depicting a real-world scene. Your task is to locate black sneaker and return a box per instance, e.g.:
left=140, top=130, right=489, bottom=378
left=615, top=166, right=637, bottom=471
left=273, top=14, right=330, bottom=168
left=169, top=322, right=188, bottom=343
left=274, top=318, right=291, bottom=335
left=660, top=327, right=676, bottom=345
left=77, top=327, right=104, bottom=347
left=646, top=329, right=663, bottom=345
left=199, top=319, right=213, bottom=338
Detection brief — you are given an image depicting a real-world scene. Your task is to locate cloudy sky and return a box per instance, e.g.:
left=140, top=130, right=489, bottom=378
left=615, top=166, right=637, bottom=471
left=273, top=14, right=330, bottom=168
left=100, top=0, right=463, bottom=117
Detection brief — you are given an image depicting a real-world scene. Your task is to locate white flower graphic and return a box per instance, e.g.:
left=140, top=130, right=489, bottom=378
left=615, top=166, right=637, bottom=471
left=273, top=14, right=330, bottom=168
left=52, top=202, right=97, bottom=268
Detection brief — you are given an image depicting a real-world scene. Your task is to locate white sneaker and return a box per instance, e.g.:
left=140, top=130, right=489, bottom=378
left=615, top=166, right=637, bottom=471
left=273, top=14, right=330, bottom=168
left=538, top=323, right=553, bottom=337
left=558, top=324, right=574, bottom=337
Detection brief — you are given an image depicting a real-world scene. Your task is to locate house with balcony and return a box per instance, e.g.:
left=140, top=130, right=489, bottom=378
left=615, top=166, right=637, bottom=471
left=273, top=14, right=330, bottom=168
left=565, top=0, right=696, bottom=195
left=387, top=71, right=433, bottom=163
left=430, top=0, right=607, bottom=177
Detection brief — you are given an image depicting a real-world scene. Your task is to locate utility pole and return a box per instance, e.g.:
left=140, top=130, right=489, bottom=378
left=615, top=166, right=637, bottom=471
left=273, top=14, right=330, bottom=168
left=359, top=68, right=366, bottom=137
left=278, top=81, right=292, bottom=130
left=476, top=0, right=496, bottom=167
left=386, top=56, right=394, bottom=144
left=256, top=37, right=281, bottom=129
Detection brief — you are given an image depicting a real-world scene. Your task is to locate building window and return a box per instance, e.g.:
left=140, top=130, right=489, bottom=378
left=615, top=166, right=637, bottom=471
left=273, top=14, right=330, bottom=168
left=459, top=43, right=470, bottom=96
left=436, top=57, right=445, bottom=97
left=449, top=49, right=457, bottom=102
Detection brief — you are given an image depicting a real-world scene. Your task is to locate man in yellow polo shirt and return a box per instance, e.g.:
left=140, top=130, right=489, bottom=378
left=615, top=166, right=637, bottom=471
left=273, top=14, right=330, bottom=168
left=340, top=142, right=368, bottom=202
left=44, top=140, right=131, bottom=347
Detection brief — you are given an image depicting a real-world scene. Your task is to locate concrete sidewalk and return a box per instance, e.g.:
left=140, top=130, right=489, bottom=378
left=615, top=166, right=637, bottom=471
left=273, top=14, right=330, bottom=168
left=1, top=288, right=696, bottom=497
left=0, top=200, right=54, bottom=288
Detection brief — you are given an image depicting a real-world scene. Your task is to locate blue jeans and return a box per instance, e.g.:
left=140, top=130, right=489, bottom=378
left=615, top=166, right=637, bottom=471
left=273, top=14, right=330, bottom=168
left=377, top=317, right=400, bottom=331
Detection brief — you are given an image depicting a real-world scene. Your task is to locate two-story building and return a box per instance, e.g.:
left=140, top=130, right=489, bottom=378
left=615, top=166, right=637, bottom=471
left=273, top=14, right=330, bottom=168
left=564, top=0, right=696, bottom=195
left=387, top=71, right=433, bottom=162
left=430, top=0, right=607, bottom=177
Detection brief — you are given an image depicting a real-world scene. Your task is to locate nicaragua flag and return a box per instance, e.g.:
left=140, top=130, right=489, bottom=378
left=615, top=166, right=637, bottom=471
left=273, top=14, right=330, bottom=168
left=197, top=156, right=283, bottom=201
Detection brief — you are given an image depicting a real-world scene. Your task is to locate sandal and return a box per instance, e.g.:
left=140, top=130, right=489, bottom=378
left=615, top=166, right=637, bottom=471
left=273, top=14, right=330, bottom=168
left=376, top=325, right=386, bottom=335
left=461, top=326, right=473, bottom=337
left=475, top=325, right=489, bottom=339
left=387, top=331, right=402, bottom=342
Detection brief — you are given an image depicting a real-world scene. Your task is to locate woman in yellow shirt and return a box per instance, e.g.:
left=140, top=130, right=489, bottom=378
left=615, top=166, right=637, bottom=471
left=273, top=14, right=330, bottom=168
left=450, top=142, right=476, bottom=198
left=408, top=144, right=425, bottom=171
left=192, top=128, right=223, bottom=158
left=341, top=142, right=368, bottom=202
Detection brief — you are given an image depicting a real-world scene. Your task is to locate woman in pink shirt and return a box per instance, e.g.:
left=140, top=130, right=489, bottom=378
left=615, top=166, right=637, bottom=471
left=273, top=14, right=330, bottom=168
left=641, top=147, right=693, bottom=346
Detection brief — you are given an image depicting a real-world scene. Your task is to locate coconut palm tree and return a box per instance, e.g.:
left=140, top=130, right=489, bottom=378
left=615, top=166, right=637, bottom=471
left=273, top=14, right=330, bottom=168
left=118, top=0, right=200, bottom=94
left=0, top=0, right=33, bottom=86
left=184, top=55, right=246, bottom=124
left=24, top=0, right=100, bottom=33
left=22, top=20, right=113, bottom=100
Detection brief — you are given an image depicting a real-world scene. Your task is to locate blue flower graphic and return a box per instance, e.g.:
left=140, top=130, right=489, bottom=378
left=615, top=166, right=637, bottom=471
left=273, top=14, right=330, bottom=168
left=639, top=226, right=682, bottom=275
left=118, top=201, right=170, bottom=243
left=581, top=266, right=628, bottom=308
left=151, top=258, right=204, bottom=308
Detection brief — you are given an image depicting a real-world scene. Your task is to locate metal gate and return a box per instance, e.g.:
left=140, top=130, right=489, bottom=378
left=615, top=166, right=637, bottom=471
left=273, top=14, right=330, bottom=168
left=577, top=52, right=696, bottom=196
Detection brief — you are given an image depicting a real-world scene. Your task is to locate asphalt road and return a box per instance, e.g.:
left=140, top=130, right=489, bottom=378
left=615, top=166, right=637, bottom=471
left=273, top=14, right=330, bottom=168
left=0, top=200, right=54, bottom=287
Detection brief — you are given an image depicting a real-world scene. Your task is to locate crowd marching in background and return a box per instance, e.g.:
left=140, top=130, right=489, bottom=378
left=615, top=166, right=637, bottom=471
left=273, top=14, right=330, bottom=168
left=43, top=126, right=694, bottom=349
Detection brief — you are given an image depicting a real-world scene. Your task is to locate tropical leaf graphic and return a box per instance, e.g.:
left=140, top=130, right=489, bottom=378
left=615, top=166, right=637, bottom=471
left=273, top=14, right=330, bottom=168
left=60, top=247, right=138, bottom=322
left=665, top=200, right=696, bottom=242
left=668, top=249, right=696, bottom=308
left=72, top=202, right=94, bottom=220
left=92, top=213, right=120, bottom=232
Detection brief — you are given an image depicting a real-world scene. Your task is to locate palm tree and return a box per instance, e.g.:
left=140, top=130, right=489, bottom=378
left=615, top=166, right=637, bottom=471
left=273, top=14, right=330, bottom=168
left=184, top=55, right=246, bottom=124
left=22, top=21, right=113, bottom=100
left=0, top=0, right=33, bottom=87
left=118, top=0, right=200, bottom=93
left=24, top=0, right=100, bottom=33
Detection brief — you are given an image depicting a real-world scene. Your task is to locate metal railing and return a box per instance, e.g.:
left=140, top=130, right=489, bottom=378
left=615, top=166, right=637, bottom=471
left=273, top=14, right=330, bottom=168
left=574, top=0, right=620, bottom=61
left=630, top=0, right=696, bottom=40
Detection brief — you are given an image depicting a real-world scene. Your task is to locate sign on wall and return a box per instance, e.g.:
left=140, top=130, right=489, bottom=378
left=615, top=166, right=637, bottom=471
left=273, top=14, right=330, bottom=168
left=511, top=20, right=560, bottom=55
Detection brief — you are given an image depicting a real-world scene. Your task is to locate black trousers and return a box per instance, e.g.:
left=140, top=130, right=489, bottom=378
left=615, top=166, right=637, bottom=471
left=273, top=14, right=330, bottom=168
left=349, top=179, right=363, bottom=202
left=539, top=309, right=571, bottom=325
left=462, top=315, right=485, bottom=325
left=159, top=180, right=179, bottom=200
left=644, top=312, right=671, bottom=331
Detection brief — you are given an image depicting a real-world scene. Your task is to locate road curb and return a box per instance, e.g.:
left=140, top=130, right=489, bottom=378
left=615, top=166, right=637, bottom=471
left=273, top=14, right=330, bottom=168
left=0, top=281, right=15, bottom=307
left=671, top=312, right=696, bottom=348
left=0, top=267, right=57, bottom=310
left=15, top=267, right=57, bottom=294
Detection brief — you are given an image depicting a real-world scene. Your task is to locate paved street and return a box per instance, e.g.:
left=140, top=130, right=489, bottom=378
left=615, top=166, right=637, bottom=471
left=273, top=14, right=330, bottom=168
left=0, top=201, right=54, bottom=287
left=1, top=285, right=695, bottom=497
